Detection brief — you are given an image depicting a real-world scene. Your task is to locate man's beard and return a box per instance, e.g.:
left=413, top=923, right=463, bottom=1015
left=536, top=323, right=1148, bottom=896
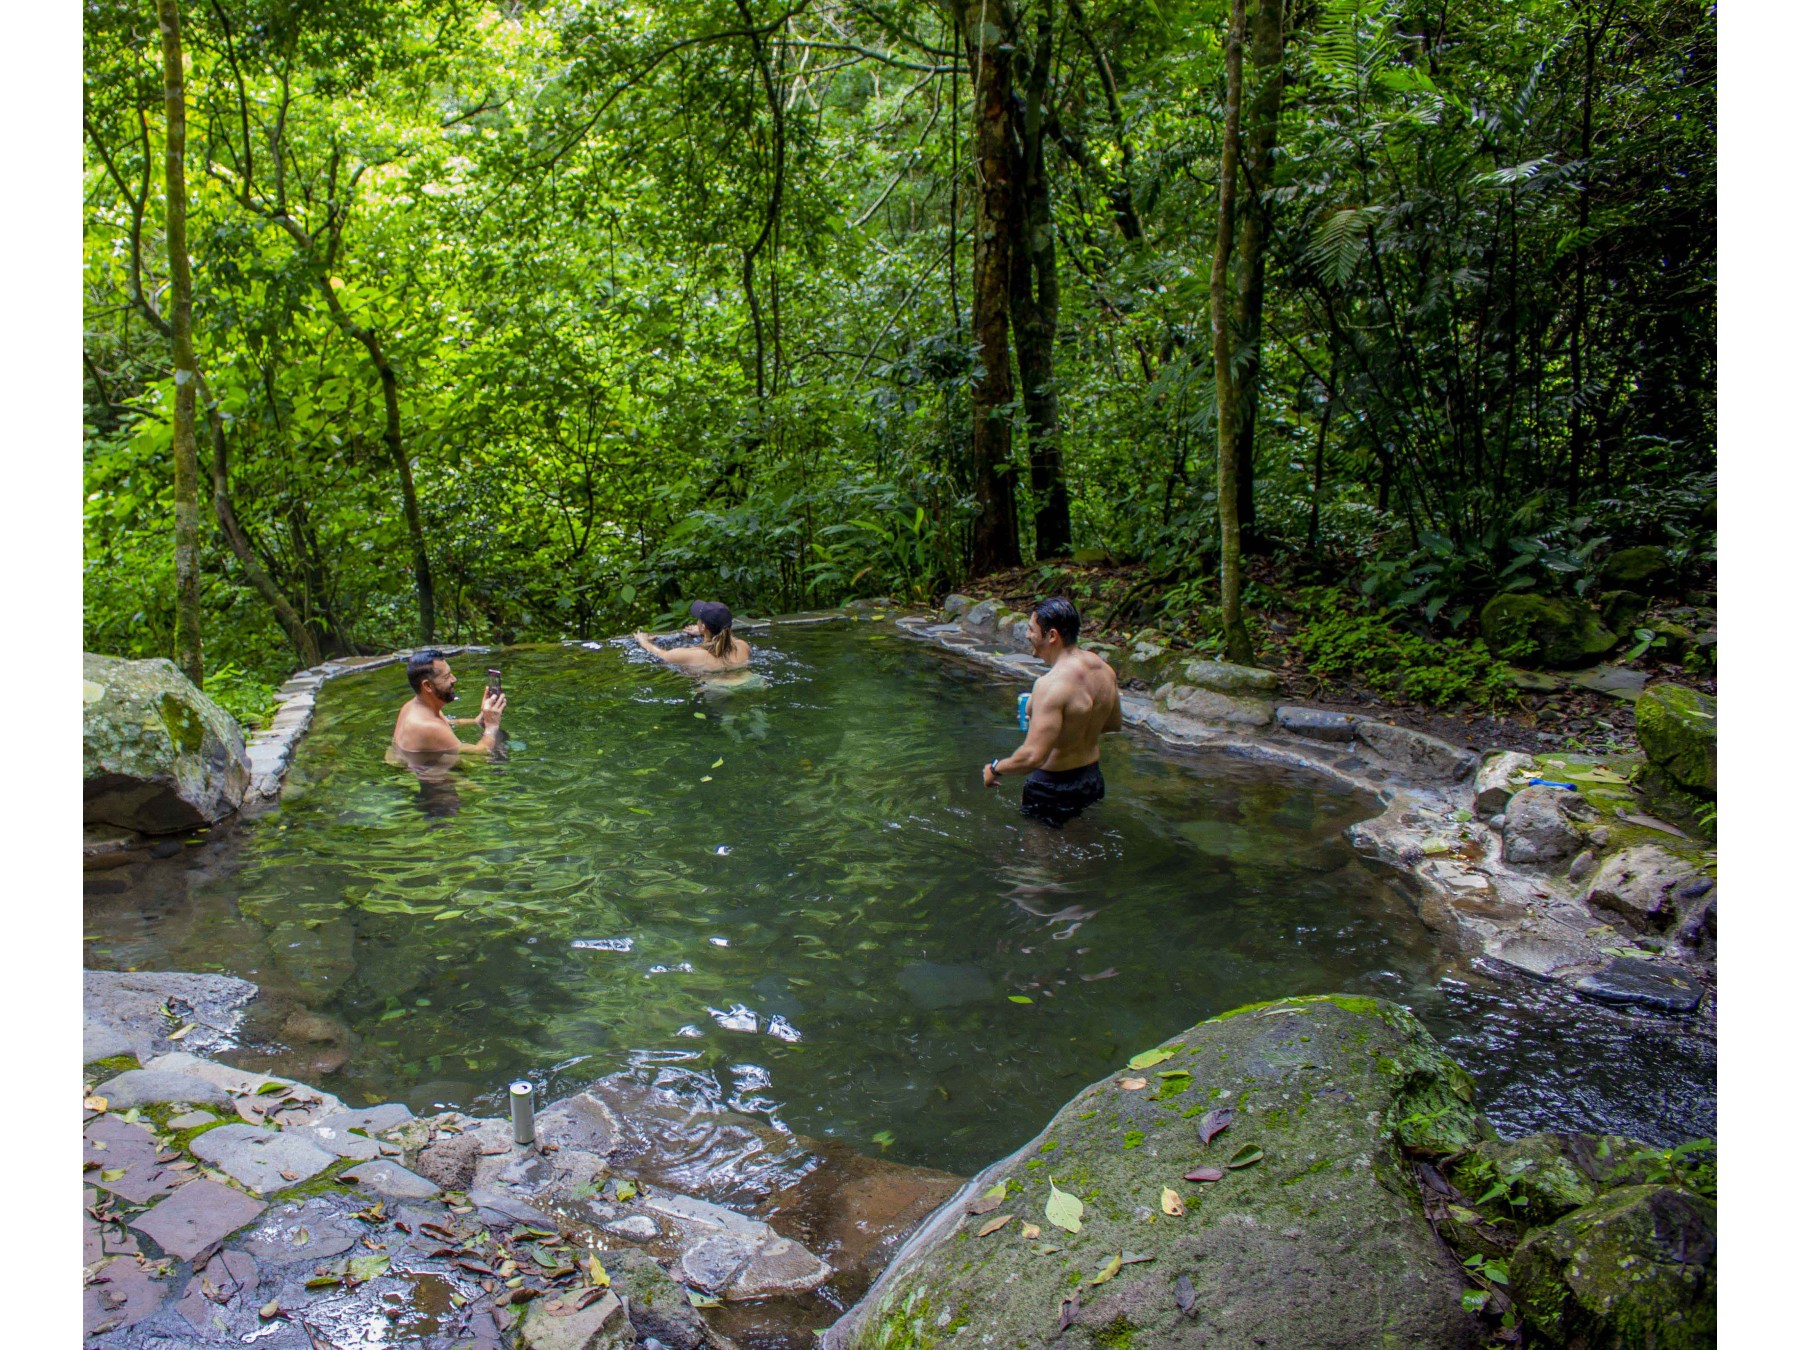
left=438, top=685, right=457, bottom=703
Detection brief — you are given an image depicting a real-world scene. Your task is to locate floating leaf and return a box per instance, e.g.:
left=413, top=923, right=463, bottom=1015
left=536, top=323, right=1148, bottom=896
left=1197, top=1108, right=1235, bottom=1146
left=1089, top=1253, right=1122, bottom=1285
left=700, top=776, right=713, bottom=783
left=1008, top=995, right=1034, bottom=1004
left=1184, top=1167, right=1224, bottom=1182
left=433, top=910, right=464, bottom=921
left=872, top=1130, right=895, bottom=1149
left=1161, top=1187, right=1186, bottom=1217
left=711, top=758, right=724, bottom=768
left=1127, top=1047, right=1175, bottom=1071
left=975, top=1212, right=1014, bottom=1237
left=1045, top=1177, right=1084, bottom=1233
left=1118, top=1077, right=1148, bottom=1091
left=1226, top=1144, right=1263, bottom=1169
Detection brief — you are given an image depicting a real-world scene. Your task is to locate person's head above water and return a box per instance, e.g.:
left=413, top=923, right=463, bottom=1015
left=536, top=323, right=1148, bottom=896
left=1027, top=596, right=1081, bottom=658
left=686, top=600, right=736, bottom=659
left=406, top=649, right=457, bottom=706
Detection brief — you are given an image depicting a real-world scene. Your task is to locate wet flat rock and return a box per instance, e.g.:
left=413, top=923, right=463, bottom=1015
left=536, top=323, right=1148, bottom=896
left=239, top=1196, right=364, bottom=1264
left=131, top=1178, right=267, bottom=1262
left=173, top=1248, right=260, bottom=1334
left=191, top=1123, right=337, bottom=1194
left=85, top=1256, right=169, bottom=1337
left=341, top=1158, right=440, bottom=1199
left=1574, top=957, right=1705, bottom=1012
left=85, top=1115, right=187, bottom=1204
left=92, top=1068, right=233, bottom=1111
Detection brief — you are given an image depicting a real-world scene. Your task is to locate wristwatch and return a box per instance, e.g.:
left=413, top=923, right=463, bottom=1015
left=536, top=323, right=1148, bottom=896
left=988, top=758, right=1002, bottom=777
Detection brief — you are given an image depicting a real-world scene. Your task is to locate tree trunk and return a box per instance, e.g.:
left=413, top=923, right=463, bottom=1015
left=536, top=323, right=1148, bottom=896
left=949, top=0, right=1022, bottom=573
left=157, top=0, right=203, bottom=686
left=1211, top=0, right=1254, bottom=665
left=196, top=373, right=321, bottom=665
left=1010, top=8, right=1072, bottom=560
left=1229, top=0, right=1284, bottom=549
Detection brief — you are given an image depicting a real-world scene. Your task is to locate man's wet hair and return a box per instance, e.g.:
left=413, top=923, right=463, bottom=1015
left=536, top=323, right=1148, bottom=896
left=407, top=649, right=447, bottom=694
left=1032, top=596, right=1081, bottom=647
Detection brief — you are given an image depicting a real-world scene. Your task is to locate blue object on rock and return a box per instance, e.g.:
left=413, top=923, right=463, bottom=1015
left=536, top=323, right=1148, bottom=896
left=1526, top=777, right=1578, bottom=790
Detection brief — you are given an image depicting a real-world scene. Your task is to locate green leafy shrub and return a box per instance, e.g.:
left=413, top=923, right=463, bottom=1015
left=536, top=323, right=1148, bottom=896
left=203, top=662, right=281, bottom=732
left=1291, top=592, right=1514, bottom=709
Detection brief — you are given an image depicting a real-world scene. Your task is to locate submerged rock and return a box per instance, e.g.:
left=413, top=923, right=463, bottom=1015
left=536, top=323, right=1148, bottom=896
left=83, top=652, right=250, bottom=834
left=825, top=994, right=1490, bottom=1349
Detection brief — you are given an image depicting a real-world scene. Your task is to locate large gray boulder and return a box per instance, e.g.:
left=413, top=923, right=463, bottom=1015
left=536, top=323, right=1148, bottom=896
left=1355, top=720, right=1479, bottom=783
left=1585, top=845, right=1705, bottom=933
left=825, top=995, right=1489, bottom=1349
left=84, top=653, right=250, bottom=834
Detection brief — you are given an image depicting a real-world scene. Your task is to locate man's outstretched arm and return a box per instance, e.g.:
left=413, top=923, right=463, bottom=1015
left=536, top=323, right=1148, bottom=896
left=983, top=695, right=1064, bottom=786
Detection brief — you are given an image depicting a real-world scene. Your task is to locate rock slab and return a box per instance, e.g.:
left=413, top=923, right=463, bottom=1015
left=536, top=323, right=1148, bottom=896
left=825, top=994, right=1488, bottom=1350
left=130, top=1178, right=267, bottom=1262
left=190, top=1123, right=337, bottom=1194
left=84, top=968, right=258, bottom=1065
left=1355, top=720, right=1479, bottom=783
left=83, top=652, right=250, bottom=833
left=1585, top=845, right=1703, bottom=933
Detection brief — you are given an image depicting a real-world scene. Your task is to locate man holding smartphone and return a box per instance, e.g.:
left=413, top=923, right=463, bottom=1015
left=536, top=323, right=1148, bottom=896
left=391, top=650, right=506, bottom=755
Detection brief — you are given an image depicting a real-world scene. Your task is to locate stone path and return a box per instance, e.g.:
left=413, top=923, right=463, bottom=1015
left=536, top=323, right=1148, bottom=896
left=79, top=1018, right=872, bottom=1349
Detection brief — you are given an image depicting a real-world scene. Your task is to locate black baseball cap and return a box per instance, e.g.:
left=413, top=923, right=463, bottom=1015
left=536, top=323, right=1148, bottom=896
left=689, top=600, right=733, bottom=633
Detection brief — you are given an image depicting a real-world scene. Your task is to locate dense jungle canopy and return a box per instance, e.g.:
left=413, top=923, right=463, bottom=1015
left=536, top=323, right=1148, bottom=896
left=82, top=0, right=1716, bottom=706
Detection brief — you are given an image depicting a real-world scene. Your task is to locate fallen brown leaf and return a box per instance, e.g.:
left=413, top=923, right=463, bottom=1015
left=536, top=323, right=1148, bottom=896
left=975, top=1212, right=1015, bottom=1238
left=1118, top=1078, right=1148, bottom=1091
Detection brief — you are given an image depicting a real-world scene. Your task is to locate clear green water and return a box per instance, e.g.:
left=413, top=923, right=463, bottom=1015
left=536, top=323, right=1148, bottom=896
left=83, top=621, right=1711, bottom=1172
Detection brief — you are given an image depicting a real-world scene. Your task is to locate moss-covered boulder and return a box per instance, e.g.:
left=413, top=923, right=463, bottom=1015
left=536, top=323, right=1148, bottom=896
left=1597, top=546, right=1673, bottom=588
left=1445, top=1133, right=1648, bottom=1235
left=1596, top=589, right=1650, bottom=635
left=1634, top=683, right=1716, bottom=797
left=824, top=995, right=1491, bottom=1350
left=1511, top=1184, right=1715, bottom=1349
left=1479, top=595, right=1618, bottom=669
left=83, top=653, right=250, bottom=834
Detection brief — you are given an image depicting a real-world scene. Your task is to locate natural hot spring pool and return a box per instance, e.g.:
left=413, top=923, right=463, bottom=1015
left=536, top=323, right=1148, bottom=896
left=85, top=621, right=1713, bottom=1174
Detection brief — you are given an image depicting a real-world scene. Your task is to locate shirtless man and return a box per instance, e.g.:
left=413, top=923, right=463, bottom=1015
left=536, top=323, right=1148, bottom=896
left=982, top=596, right=1122, bottom=825
left=632, top=601, right=751, bottom=673
left=391, top=649, right=506, bottom=756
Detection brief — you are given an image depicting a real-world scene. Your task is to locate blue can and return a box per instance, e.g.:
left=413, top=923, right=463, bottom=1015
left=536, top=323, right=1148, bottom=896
left=1017, top=692, right=1032, bottom=730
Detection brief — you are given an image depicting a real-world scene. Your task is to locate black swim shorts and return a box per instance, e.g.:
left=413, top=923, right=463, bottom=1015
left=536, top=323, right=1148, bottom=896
left=1020, top=762, right=1105, bottom=826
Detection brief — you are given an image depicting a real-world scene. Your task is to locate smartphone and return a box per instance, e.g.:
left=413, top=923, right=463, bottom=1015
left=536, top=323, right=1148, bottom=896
left=486, top=668, right=503, bottom=697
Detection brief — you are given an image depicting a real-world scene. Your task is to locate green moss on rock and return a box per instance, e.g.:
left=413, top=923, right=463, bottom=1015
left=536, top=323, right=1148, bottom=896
left=1634, top=683, right=1716, bottom=796
left=1512, top=1184, right=1714, bottom=1349
left=1479, top=594, right=1617, bottom=668
left=828, top=995, right=1489, bottom=1349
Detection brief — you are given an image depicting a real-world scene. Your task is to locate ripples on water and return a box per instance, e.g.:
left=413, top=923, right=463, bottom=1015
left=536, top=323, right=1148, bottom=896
left=83, top=624, right=1713, bottom=1172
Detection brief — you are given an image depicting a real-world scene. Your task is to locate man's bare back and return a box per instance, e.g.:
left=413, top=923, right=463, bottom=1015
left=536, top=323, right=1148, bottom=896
left=982, top=598, right=1122, bottom=825
left=1028, top=647, right=1122, bottom=772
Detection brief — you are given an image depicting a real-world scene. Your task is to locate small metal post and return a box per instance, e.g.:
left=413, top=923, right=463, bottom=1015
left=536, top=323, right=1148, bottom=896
left=510, top=1080, right=536, bottom=1147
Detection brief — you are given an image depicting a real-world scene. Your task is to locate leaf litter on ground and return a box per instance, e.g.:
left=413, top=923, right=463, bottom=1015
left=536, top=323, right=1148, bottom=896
left=1227, top=1144, right=1264, bottom=1169
left=1127, top=1047, right=1176, bottom=1071
left=1045, top=1177, right=1084, bottom=1233
left=975, top=1212, right=1014, bottom=1238
left=1197, top=1108, right=1234, bottom=1146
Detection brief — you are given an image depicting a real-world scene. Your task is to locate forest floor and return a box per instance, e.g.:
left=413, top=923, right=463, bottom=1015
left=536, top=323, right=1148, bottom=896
left=945, top=560, right=1717, bottom=761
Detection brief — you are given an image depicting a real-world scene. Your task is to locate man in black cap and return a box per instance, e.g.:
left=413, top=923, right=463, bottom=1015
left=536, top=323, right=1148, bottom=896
left=633, top=601, right=751, bottom=671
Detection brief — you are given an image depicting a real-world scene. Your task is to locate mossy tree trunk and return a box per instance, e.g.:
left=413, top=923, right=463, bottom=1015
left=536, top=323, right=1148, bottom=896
left=1211, top=0, right=1255, bottom=665
left=947, top=0, right=1022, bottom=574
left=156, top=0, right=203, bottom=686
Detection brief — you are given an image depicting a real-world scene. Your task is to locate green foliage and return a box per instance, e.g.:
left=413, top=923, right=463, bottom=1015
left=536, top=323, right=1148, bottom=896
left=202, top=662, right=282, bottom=732
left=1291, top=590, right=1515, bottom=709
left=1613, top=1137, right=1716, bottom=1198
